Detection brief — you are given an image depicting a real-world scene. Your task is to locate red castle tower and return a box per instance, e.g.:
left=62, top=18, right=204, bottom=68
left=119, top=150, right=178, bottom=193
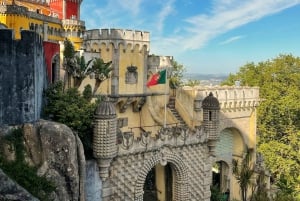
left=49, top=0, right=82, bottom=20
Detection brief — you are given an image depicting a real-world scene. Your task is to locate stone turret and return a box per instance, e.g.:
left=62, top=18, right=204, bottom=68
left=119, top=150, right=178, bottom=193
left=202, top=92, right=220, bottom=154
left=93, top=99, right=117, bottom=180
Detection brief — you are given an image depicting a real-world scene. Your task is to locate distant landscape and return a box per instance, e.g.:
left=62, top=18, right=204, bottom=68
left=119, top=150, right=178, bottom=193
left=183, top=73, right=229, bottom=86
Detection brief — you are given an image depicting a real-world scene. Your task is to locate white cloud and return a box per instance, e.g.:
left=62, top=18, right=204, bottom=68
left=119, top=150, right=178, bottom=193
left=219, top=35, right=245, bottom=45
left=81, top=0, right=300, bottom=55
left=118, top=0, right=143, bottom=16
left=82, top=0, right=144, bottom=29
left=156, top=0, right=176, bottom=33
left=182, top=0, right=300, bottom=50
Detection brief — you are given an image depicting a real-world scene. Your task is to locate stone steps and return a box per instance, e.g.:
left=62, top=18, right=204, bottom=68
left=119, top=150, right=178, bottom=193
left=167, top=97, right=187, bottom=126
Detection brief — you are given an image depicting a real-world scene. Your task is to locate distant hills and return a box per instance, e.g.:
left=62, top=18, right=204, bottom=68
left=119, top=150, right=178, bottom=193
left=183, top=73, right=229, bottom=86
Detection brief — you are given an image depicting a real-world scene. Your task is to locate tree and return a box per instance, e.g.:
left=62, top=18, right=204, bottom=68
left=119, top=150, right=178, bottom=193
left=250, top=170, right=270, bottom=201
left=169, top=60, right=186, bottom=89
left=72, top=55, right=93, bottom=87
left=222, top=54, right=300, bottom=197
left=43, top=81, right=97, bottom=157
left=63, top=38, right=76, bottom=61
left=186, top=79, right=200, bottom=87
left=232, top=149, right=255, bottom=201
left=63, top=38, right=76, bottom=76
left=91, top=58, right=112, bottom=94
left=83, top=84, right=93, bottom=101
left=63, top=39, right=93, bottom=87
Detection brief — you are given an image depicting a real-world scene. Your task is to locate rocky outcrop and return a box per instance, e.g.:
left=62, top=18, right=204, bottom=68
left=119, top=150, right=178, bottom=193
left=0, top=168, right=39, bottom=201
left=0, top=120, right=86, bottom=201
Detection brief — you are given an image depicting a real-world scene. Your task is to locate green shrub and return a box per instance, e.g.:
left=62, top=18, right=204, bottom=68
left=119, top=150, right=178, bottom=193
left=43, top=81, right=97, bottom=158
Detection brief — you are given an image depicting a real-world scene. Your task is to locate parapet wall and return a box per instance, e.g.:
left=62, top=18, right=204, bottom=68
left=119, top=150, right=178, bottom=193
left=0, top=29, right=47, bottom=125
left=0, top=4, right=61, bottom=24
left=83, top=28, right=150, bottom=51
left=178, top=86, right=260, bottom=111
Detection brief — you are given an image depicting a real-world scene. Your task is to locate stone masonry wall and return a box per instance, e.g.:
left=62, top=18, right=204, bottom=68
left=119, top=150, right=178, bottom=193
left=0, top=29, right=47, bottom=125
left=103, top=144, right=212, bottom=201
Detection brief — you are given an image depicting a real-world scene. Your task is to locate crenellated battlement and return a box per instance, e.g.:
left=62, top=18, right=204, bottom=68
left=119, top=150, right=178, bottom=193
left=84, top=29, right=150, bottom=42
left=196, top=86, right=259, bottom=110
left=177, top=86, right=260, bottom=113
left=0, top=4, right=28, bottom=15
left=0, top=28, right=43, bottom=44
left=0, top=4, right=62, bottom=24
left=49, top=0, right=83, bottom=3
left=82, top=28, right=150, bottom=51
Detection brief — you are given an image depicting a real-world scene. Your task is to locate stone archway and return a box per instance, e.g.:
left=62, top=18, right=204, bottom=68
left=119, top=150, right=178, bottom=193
left=215, top=127, right=246, bottom=200
left=134, top=148, right=190, bottom=201
left=212, top=160, right=230, bottom=193
left=51, top=54, right=60, bottom=83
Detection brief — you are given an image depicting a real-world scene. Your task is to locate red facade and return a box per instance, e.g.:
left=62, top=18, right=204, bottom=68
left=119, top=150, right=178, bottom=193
left=49, top=0, right=80, bottom=20
left=43, top=41, right=60, bottom=82
left=49, top=0, right=63, bottom=19
left=66, top=1, right=79, bottom=19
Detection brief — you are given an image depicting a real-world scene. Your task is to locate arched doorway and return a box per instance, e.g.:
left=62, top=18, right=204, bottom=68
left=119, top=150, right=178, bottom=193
left=143, top=163, right=173, bottom=201
left=212, top=161, right=230, bottom=193
left=134, top=150, right=189, bottom=201
left=51, top=54, right=59, bottom=83
left=214, top=127, right=246, bottom=200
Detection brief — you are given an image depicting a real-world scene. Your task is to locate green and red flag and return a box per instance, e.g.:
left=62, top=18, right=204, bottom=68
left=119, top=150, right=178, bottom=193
left=147, top=69, right=166, bottom=87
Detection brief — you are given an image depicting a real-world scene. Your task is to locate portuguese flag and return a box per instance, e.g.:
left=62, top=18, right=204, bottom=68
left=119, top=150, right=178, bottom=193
left=147, top=69, right=167, bottom=87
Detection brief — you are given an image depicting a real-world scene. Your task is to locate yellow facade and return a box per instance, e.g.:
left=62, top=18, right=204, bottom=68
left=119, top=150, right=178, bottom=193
left=0, top=2, right=83, bottom=50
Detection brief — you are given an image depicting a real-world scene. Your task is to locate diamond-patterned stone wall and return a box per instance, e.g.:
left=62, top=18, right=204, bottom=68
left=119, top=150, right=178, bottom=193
left=102, top=143, right=211, bottom=201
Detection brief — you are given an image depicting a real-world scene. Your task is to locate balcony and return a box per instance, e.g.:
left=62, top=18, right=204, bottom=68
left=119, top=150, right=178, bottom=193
left=62, top=19, right=85, bottom=27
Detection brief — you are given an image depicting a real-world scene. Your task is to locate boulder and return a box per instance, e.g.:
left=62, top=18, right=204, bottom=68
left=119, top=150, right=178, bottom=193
left=0, top=120, right=86, bottom=201
left=0, top=168, right=39, bottom=201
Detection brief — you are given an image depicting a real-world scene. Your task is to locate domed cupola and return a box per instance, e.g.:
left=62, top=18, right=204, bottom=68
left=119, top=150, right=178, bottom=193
left=202, top=92, right=220, bottom=110
left=93, top=98, right=117, bottom=180
left=94, top=99, right=116, bottom=119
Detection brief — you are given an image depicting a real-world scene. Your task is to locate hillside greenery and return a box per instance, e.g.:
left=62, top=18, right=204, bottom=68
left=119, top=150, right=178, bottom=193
left=222, top=54, right=300, bottom=199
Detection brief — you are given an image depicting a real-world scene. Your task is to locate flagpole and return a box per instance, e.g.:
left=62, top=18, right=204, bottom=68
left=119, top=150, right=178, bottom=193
left=164, top=68, right=167, bottom=128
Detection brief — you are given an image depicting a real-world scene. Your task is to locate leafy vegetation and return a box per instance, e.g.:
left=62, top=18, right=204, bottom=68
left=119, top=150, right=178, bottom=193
left=232, top=149, right=255, bottom=201
left=222, top=54, right=300, bottom=198
left=63, top=39, right=112, bottom=90
left=210, top=185, right=226, bottom=201
left=91, top=58, right=112, bottom=94
left=250, top=170, right=270, bottom=201
left=0, top=129, right=55, bottom=200
left=186, top=79, right=201, bottom=87
left=63, top=39, right=94, bottom=87
left=83, top=84, right=93, bottom=101
left=43, top=81, right=97, bottom=157
left=169, top=60, right=186, bottom=89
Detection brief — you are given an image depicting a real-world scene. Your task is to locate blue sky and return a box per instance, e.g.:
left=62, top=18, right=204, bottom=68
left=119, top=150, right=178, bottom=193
left=81, top=0, right=300, bottom=75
